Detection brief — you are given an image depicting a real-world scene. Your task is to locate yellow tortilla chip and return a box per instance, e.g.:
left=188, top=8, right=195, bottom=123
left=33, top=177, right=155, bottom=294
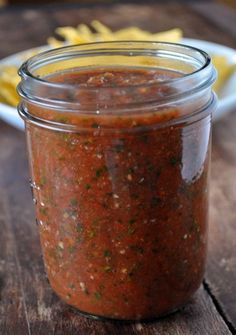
left=212, top=55, right=236, bottom=93
left=1, top=21, right=234, bottom=108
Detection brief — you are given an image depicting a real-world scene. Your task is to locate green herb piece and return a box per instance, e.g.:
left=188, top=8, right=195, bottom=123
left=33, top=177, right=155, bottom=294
left=140, top=134, right=149, bottom=143
left=151, top=248, right=158, bottom=254
left=151, top=196, right=161, bottom=207
left=169, top=156, right=181, bottom=166
left=129, top=245, right=144, bottom=254
left=95, top=166, right=107, bottom=178
left=88, top=230, right=96, bottom=238
left=39, top=207, right=48, bottom=215
left=70, top=198, right=78, bottom=207
left=104, top=250, right=111, bottom=258
left=131, top=193, right=139, bottom=199
left=68, top=283, right=75, bottom=289
left=128, top=167, right=135, bottom=174
left=128, top=219, right=136, bottom=225
left=99, top=283, right=105, bottom=291
left=85, top=183, right=91, bottom=190
left=76, top=236, right=83, bottom=244
left=189, top=218, right=200, bottom=234
left=104, top=266, right=112, bottom=273
left=127, top=227, right=136, bottom=235
left=147, top=163, right=154, bottom=172
left=128, top=263, right=139, bottom=278
left=179, top=184, right=198, bottom=201
left=91, top=122, right=99, bottom=128
left=76, top=223, right=84, bottom=233
left=39, top=175, right=47, bottom=187
left=68, top=245, right=76, bottom=254
left=62, top=133, right=70, bottom=142
left=114, top=144, right=124, bottom=153
left=92, top=219, right=100, bottom=227
left=94, top=291, right=102, bottom=300
left=54, top=115, right=69, bottom=123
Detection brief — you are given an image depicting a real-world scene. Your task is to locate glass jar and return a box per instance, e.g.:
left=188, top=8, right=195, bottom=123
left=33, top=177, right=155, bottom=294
left=17, top=41, right=216, bottom=321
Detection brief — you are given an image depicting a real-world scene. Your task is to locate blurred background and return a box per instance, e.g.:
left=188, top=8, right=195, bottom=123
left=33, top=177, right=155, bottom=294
left=0, top=0, right=235, bottom=8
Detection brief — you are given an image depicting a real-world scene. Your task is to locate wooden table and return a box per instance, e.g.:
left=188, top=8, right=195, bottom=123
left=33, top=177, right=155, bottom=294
left=0, top=2, right=236, bottom=334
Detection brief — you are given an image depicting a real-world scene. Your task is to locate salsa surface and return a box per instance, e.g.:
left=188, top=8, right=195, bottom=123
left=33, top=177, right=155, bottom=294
left=26, top=67, right=211, bottom=320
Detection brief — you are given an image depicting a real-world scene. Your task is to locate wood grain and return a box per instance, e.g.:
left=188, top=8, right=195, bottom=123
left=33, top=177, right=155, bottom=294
left=191, top=2, right=236, bottom=40
left=1, top=2, right=236, bottom=58
left=0, top=2, right=236, bottom=334
left=0, top=198, right=30, bottom=334
left=207, top=112, right=236, bottom=329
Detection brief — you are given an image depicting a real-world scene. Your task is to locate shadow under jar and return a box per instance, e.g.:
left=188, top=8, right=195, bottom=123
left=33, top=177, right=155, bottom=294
left=17, top=41, right=216, bottom=321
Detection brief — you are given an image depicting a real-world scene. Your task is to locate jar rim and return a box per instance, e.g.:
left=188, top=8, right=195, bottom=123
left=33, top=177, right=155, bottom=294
left=19, top=40, right=211, bottom=89
left=17, top=40, right=216, bottom=112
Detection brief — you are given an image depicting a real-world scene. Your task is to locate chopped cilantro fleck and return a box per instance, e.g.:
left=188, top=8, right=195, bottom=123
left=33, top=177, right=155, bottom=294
left=169, top=156, right=181, bottom=166
left=39, top=176, right=47, bottom=187
left=39, top=207, right=48, bottom=215
left=55, top=115, right=69, bottom=123
left=76, top=223, right=83, bottom=233
left=95, top=166, right=107, bottom=178
left=140, top=134, right=149, bottom=143
left=91, top=122, right=99, bottom=128
left=68, top=283, right=75, bottom=289
left=104, top=250, right=111, bottom=257
left=114, top=144, right=124, bottom=153
left=127, top=227, right=136, bottom=235
left=62, top=133, right=70, bottom=142
left=94, top=291, right=102, bottom=300
left=129, top=245, right=144, bottom=254
left=70, top=198, right=78, bottom=206
left=151, top=196, right=161, bottom=207
left=128, top=218, right=136, bottom=225
left=88, top=230, right=96, bottom=238
left=68, top=245, right=76, bottom=253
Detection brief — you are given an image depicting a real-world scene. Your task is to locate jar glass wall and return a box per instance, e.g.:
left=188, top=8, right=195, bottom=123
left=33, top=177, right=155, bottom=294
left=17, top=41, right=216, bottom=321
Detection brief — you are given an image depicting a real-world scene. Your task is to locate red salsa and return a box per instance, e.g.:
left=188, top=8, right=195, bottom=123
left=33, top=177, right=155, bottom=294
left=25, top=67, right=211, bottom=320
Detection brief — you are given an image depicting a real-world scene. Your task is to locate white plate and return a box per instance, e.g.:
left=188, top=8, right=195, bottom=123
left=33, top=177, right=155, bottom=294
left=0, top=46, right=48, bottom=130
left=0, top=38, right=236, bottom=131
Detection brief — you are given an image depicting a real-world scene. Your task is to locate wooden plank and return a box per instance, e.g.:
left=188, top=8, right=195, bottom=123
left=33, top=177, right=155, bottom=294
left=191, top=2, right=236, bottom=40
left=0, top=199, right=31, bottom=335
left=206, top=110, right=236, bottom=329
left=0, top=9, right=57, bottom=58
left=1, top=3, right=236, bottom=59
left=0, top=129, right=30, bottom=334
left=187, top=3, right=236, bottom=329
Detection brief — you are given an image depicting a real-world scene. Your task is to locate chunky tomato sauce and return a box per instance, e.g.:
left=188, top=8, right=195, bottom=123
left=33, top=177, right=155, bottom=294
left=26, top=67, right=211, bottom=320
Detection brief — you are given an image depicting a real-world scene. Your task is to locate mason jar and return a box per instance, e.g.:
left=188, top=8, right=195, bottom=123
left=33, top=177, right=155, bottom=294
left=17, top=41, right=216, bottom=321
